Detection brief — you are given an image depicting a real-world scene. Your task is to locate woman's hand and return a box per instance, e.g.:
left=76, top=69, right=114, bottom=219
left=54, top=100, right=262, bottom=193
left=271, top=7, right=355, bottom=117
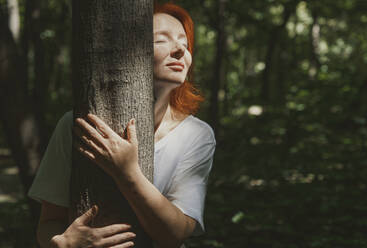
left=73, top=114, right=140, bottom=182
left=51, top=205, right=135, bottom=248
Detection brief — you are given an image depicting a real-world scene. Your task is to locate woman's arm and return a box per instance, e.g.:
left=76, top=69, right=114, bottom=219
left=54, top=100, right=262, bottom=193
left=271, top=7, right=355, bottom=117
left=37, top=201, right=69, bottom=248
left=116, top=167, right=196, bottom=248
left=37, top=201, right=135, bottom=248
left=74, top=115, right=197, bottom=248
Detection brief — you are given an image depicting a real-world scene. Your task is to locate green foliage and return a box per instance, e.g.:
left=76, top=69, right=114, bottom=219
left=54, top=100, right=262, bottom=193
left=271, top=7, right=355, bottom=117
left=0, top=200, right=37, bottom=248
left=1, top=0, right=367, bottom=247
left=184, top=0, right=367, bottom=247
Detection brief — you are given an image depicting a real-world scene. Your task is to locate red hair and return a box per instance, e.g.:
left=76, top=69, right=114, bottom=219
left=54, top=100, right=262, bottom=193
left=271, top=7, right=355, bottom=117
left=154, top=2, right=204, bottom=115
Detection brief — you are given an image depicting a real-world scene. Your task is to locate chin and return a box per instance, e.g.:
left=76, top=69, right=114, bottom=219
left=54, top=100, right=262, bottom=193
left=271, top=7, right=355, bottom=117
left=154, top=70, right=187, bottom=86
left=167, top=73, right=186, bottom=84
left=158, top=76, right=185, bottom=85
left=166, top=79, right=184, bottom=87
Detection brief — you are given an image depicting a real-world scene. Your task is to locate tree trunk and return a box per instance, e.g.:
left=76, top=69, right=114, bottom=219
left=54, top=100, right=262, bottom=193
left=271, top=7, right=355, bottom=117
left=209, top=0, right=226, bottom=136
left=309, top=11, right=321, bottom=78
left=30, top=0, right=48, bottom=151
left=261, top=2, right=296, bottom=104
left=70, top=0, right=154, bottom=247
left=7, top=0, right=20, bottom=42
left=0, top=2, right=42, bottom=229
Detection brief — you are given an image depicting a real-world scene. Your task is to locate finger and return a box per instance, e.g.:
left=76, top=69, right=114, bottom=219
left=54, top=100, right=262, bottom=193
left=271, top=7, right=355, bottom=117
left=127, top=119, right=138, bottom=146
left=73, top=139, right=97, bottom=160
left=87, top=114, right=114, bottom=138
left=108, top=241, right=134, bottom=248
left=98, top=232, right=135, bottom=247
left=96, top=224, right=132, bottom=238
left=75, top=118, right=108, bottom=149
left=73, top=126, right=105, bottom=156
left=76, top=205, right=98, bottom=225
left=118, top=125, right=128, bottom=139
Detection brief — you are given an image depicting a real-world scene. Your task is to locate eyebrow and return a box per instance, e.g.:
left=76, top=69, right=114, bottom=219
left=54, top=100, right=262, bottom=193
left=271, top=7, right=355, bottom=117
left=154, top=30, right=187, bottom=40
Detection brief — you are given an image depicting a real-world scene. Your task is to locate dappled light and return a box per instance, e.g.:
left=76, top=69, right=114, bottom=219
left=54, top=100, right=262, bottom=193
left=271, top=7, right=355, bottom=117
left=1, top=0, right=367, bottom=247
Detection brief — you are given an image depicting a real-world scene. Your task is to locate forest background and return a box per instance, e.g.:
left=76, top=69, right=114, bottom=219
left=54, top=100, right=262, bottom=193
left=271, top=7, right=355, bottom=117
left=0, top=0, right=366, bottom=247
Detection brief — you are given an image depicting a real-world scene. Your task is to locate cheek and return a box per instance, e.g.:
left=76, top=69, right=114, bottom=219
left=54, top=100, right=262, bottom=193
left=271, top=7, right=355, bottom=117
left=153, top=51, right=161, bottom=65
left=185, top=52, right=192, bottom=68
left=153, top=46, right=168, bottom=64
left=153, top=48, right=166, bottom=76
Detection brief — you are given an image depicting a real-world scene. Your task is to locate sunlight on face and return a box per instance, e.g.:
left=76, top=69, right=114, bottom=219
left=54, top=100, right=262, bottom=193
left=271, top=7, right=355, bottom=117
left=153, top=13, right=192, bottom=85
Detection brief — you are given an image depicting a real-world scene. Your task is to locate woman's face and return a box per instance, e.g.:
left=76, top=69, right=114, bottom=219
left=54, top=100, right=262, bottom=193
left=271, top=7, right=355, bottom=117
left=153, top=13, right=192, bottom=85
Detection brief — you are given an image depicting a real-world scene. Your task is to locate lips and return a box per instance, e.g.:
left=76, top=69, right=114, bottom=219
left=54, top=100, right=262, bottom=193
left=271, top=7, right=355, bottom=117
left=166, top=62, right=184, bottom=71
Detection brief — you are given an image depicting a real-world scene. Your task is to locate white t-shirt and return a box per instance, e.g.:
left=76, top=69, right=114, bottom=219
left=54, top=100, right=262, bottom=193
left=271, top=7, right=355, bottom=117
left=28, top=111, right=216, bottom=235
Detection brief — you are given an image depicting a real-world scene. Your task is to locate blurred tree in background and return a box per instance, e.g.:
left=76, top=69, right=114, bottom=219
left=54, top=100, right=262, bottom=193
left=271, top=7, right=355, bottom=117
left=0, top=0, right=367, bottom=247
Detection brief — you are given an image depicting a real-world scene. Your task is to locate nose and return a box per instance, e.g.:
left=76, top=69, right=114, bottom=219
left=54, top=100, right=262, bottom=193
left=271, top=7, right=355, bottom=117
left=170, top=42, right=185, bottom=60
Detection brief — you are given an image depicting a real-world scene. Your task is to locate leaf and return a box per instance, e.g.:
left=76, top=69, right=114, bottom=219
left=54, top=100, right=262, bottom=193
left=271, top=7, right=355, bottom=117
left=231, top=211, right=245, bottom=224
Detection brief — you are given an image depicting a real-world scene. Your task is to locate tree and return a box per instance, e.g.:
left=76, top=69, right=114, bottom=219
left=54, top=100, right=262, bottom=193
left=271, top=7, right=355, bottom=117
left=209, top=0, right=227, bottom=136
left=70, top=0, right=154, bottom=247
left=0, top=0, right=45, bottom=228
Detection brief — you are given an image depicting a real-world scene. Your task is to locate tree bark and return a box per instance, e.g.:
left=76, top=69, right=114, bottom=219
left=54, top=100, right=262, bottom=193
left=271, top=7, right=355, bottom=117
left=70, top=0, right=154, bottom=247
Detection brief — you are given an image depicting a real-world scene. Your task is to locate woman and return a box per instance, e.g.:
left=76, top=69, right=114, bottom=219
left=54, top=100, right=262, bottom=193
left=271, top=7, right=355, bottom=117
left=29, top=3, right=216, bottom=248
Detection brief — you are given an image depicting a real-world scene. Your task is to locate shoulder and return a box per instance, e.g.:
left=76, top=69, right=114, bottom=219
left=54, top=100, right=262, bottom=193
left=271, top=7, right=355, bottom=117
left=55, top=111, right=73, bottom=132
left=51, top=111, right=73, bottom=142
left=175, top=115, right=216, bottom=159
left=58, top=110, right=73, bottom=126
left=184, top=115, right=216, bottom=145
left=171, top=115, right=216, bottom=176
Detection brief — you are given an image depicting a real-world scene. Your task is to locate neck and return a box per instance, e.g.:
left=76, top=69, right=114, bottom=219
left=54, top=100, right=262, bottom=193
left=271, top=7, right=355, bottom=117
left=153, top=79, right=177, bottom=131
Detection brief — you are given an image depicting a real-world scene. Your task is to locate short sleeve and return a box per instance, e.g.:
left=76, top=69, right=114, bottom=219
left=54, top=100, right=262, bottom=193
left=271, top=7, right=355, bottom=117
left=166, top=126, right=216, bottom=236
left=28, top=111, right=73, bottom=207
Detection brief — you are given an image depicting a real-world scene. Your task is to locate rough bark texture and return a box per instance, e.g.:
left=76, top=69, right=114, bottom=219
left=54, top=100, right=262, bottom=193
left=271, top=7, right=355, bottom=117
left=70, top=0, right=154, bottom=247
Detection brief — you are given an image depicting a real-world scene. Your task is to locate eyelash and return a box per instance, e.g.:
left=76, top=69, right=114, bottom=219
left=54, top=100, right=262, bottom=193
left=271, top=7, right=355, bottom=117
left=154, top=40, right=188, bottom=49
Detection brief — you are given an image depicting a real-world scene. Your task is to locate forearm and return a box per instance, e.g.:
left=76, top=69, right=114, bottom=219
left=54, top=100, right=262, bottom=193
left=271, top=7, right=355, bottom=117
left=115, top=168, right=194, bottom=248
left=37, top=220, right=67, bottom=248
